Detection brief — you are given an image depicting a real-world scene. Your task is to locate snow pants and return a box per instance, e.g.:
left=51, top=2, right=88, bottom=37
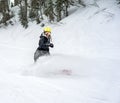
left=34, top=49, right=50, bottom=62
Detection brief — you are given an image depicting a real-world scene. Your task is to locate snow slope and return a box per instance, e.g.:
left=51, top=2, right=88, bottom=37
left=0, top=0, right=120, bottom=103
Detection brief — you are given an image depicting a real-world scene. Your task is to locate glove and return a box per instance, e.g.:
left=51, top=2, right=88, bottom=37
left=49, top=43, right=54, bottom=48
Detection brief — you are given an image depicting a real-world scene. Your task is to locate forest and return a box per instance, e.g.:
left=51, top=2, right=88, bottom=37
left=0, top=0, right=119, bottom=28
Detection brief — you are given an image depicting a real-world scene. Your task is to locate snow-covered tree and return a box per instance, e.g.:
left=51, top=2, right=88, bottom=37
left=19, top=0, right=28, bottom=28
left=0, top=0, right=11, bottom=25
left=14, top=0, right=20, bottom=6
left=63, top=0, right=74, bottom=17
left=44, top=0, right=55, bottom=22
left=0, top=0, right=87, bottom=28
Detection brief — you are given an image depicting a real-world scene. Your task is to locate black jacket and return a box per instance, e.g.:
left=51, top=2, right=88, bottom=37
left=38, top=34, right=51, bottom=51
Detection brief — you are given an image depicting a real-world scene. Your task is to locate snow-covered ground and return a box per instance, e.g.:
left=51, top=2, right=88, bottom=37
left=0, top=0, right=120, bottom=103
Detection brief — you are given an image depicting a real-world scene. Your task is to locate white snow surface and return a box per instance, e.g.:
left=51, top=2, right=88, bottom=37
left=0, top=0, right=120, bottom=103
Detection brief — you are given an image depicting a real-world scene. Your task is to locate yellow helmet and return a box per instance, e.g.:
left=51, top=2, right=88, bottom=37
left=43, top=26, right=51, bottom=32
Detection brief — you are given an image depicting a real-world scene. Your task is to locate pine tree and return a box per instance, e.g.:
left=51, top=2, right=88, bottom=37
left=78, top=0, right=86, bottom=7
left=55, top=0, right=63, bottom=22
left=29, top=0, right=38, bottom=19
left=39, top=0, right=44, bottom=20
left=0, top=0, right=11, bottom=25
left=55, top=0, right=74, bottom=21
left=19, top=0, right=28, bottom=28
left=14, top=0, right=19, bottom=6
left=29, top=0, right=44, bottom=24
left=44, top=0, right=55, bottom=22
left=63, top=0, right=74, bottom=17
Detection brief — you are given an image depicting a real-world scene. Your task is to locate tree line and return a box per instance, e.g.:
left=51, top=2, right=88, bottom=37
left=0, top=0, right=85, bottom=28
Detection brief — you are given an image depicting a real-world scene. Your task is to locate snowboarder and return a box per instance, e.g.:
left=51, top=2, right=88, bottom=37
left=34, top=26, right=54, bottom=62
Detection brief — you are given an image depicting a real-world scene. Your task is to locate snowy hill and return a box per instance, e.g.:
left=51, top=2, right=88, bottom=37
left=0, top=0, right=120, bottom=103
